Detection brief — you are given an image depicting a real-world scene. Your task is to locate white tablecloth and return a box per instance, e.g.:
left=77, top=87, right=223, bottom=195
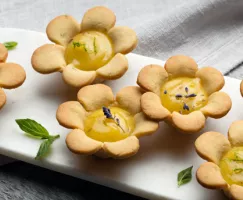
left=1, top=0, right=243, bottom=75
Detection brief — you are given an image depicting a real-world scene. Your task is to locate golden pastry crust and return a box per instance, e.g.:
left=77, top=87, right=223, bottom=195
left=46, top=15, right=80, bottom=46
left=137, top=64, right=168, bottom=96
left=57, top=84, right=159, bottom=159
left=200, top=92, right=232, bottom=118
left=229, top=185, right=243, bottom=200
left=195, top=131, right=231, bottom=165
left=171, top=111, right=206, bottom=133
left=56, top=101, right=86, bottom=130
left=0, top=44, right=26, bottom=111
left=108, top=26, right=138, bottom=54
left=138, top=55, right=231, bottom=133
left=103, top=136, right=139, bottom=159
left=228, top=120, right=243, bottom=147
left=32, top=6, right=137, bottom=88
left=31, top=44, right=66, bottom=74
left=0, top=88, right=6, bottom=109
left=164, top=55, right=198, bottom=77
left=77, top=84, right=114, bottom=111
left=141, top=92, right=170, bottom=120
left=0, top=63, right=26, bottom=89
left=116, top=86, right=143, bottom=115
left=81, top=6, right=116, bottom=32
left=240, top=80, right=243, bottom=97
left=132, top=112, right=159, bottom=137
left=196, top=162, right=227, bottom=189
left=196, top=67, right=225, bottom=95
left=66, top=129, right=103, bottom=155
left=0, top=43, right=8, bottom=62
left=62, top=64, right=96, bottom=88
left=195, top=122, right=243, bottom=198
left=96, top=53, right=128, bottom=80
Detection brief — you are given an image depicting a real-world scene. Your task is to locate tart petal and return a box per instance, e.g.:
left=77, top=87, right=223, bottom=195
left=0, top=63, right=26, bottom=89
left=31, top=44, right=66, bottom=74
left=195, top=131, right=231, bottom=164
left=240, top=80, right=243, bottom=97
left=103, top=136, right=139, bottom=159
left=0, top=43, right=8, bottom=62
left=137, top=64, right=168, bottom=95
left=196, top=162, right=227, bottom=189
left=228, top=120, right=243, bottom=147
left=141, top=92, right=170, bottom=120
left=96, top=53, right=128, bottom=79
left=164, top=55, right=198, bottom=77
left=62, top=64, right=96, bottom=88
left=196, top=67, right=225, bottom=95
left=132, top=112, right=159, bottom=137
left=77, top=84, right=114, bottom=111
left=200, top=92, right=232, bottom=118
left=56, top=101, right=86, bottom=130
left=46, top=15, right=80, bottom=46
left=81, top=6, right=116, bottom=32
left=116, top=86, right=143, bottom=115
left=0, top=88, right=6, bottom=109
left=108, top=26, right=137, bottom=54
left=66, top=129, right=103, bottom=155
left=171, top=111, right=205, bottom=133
left=229, top=185, right=243, bottom=200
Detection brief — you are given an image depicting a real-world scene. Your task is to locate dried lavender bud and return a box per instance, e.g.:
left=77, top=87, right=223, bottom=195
left=183, top=103, right=190, bottom=111
left=116, top=118, right=120, bottom=125
left=185, top=87, right=188, bottom=93
left=185, top=94, right=197, bottom=98
left=176, top=94, right=183, bottom=98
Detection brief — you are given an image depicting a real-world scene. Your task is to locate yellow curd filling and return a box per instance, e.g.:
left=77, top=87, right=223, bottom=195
left=65, top=31, right=114, bottom=71
left=160, top=77, right=208, bottom=114
left=220, top=147, right=243, bottom=186
left=84, top=107, right=135, bottom=142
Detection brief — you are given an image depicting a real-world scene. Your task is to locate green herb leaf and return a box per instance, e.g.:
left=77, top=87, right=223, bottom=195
left=73, top=41, right=81, bottom=48
left=16, top=119, right=49, bottom=138
left=16, top=119, right=60, bottom=159
left=35, top=135, right=59, bottom=160
left=233, top=168, right=243, bottom=174
left=3, top=41, right=18, bottom=50
left=177, top=166, right=193, bottom=187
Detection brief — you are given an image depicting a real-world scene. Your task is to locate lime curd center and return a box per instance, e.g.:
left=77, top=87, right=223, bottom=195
left=160, top=77, right=208, bottom=114
left=220, top=147, right=243, bottom=186
left=65, top=31, right=114, bottom=71
left=84, top=107, right=135, bottom=142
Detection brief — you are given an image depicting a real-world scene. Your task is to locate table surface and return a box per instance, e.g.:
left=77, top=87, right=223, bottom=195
left=1, top=0, right=243, bottom=200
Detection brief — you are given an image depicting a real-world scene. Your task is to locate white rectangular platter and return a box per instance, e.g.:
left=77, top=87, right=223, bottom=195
left=0, top=28, right=240, bottom=200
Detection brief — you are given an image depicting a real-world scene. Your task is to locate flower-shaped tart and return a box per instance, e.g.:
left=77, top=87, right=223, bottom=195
left=137, top=55, right=232, bottom=133
left=195, top=121, right=243, bottom=200
left=56, top=84, right=158, bottom=159
left=31, top=6, right=137, bottom=88
left=0, top=43, right=26, bottom=109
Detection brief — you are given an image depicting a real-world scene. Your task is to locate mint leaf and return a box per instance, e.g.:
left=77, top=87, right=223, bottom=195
left=3, top=41, right=18, bottom=50
left=16, top=119, right=49, bottom=138
left=16, top=119, right=60, bottom=159
left=35, top=135, right=59, bottom=160
left=177, top=166, right=193, bottom=187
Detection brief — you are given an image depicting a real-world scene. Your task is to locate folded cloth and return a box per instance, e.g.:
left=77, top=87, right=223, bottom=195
left=0, top=0, right=243, bottom=166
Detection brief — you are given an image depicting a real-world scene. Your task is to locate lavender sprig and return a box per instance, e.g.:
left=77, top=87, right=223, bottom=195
left=102, top=107, right=125, bottom=132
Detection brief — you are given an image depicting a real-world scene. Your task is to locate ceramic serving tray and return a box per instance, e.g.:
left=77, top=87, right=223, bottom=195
left=0, top=28, right=239, bottom=200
